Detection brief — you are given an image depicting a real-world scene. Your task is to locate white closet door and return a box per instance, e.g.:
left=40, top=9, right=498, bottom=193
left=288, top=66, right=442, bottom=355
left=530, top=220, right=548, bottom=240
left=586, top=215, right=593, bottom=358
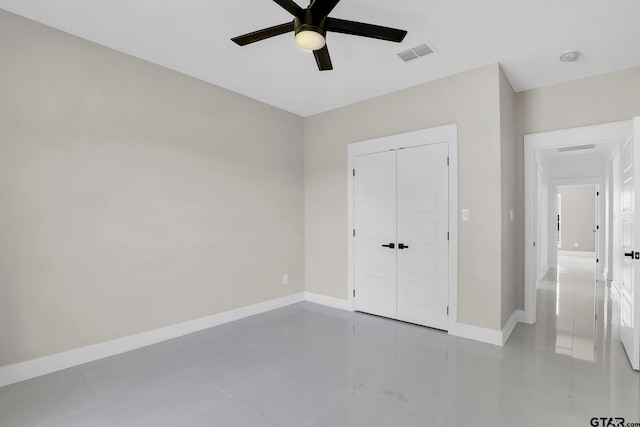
left=396, top=143, right=449, bottom=330
left=353, top=151, right=397, bottom=319
left=621, top=117, right=640, bottom=370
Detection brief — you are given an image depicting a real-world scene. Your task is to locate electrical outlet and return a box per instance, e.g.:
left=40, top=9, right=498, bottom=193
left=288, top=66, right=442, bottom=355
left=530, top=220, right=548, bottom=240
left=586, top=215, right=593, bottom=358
left=283, top=274, right=289, bottom=285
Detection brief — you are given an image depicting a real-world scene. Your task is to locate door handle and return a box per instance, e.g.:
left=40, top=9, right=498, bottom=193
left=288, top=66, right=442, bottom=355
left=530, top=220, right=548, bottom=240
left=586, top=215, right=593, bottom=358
left=625, top=252, right=634, bottom=258
left=381, top=243, right=395, bottom=249
left=398, top=243, right=409, bottom=249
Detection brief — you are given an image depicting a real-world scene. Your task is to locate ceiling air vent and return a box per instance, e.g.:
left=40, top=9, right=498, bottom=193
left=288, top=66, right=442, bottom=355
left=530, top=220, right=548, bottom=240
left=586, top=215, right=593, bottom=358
left=397, top=42, right=435, bottom=62
left=557, top=144, right=596, bottom=152
left=398, top=49, right=419, bottom=62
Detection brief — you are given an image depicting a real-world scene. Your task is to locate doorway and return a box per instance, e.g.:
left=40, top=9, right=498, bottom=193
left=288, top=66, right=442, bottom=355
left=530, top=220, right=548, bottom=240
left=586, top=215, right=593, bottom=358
left=524, top=121, right=629, bottom=324
left=556, top=184, right=598, bottom=262
left=546, top=184, right=598, bottom=360
left=524, top=119, right=640, bottom=370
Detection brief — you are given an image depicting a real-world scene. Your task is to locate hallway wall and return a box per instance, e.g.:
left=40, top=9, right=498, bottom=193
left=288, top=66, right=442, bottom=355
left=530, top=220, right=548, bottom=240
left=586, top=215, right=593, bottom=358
left=558, top=185, right=597, bottom=253
left=545, top=154, right=607, bottom=271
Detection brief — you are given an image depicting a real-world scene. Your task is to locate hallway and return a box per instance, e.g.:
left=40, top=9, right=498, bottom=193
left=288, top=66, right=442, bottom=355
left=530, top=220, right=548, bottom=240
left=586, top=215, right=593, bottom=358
left=511, top=253, right=640, bottom=424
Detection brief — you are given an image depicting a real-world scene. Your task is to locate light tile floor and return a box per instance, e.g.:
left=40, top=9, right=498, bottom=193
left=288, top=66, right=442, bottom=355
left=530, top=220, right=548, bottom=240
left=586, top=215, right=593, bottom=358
left=1, top=254, right=638, bottom=426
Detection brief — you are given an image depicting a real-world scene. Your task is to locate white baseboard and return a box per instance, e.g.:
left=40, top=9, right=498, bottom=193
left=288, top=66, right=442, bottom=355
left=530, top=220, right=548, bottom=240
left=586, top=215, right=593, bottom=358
left=304, top=291, right=523, bottom=348
left=306, top=290, right=524, bottom=348
left=521, top=309, right=536, bottom=325
left=304, top=292, right=352, bottom=311
left=0, top=292, right=305, bottom=388
left=0, top=290, right=529, bottom=387
left=448, top=309, right=526, bottom=347
left=536, top=263, right=550, bottom=282
left=501, top=309, right=526, bottom=345
left=449, top=321, right=503, bottom=346
left=558, top=250, right=596, bottom=257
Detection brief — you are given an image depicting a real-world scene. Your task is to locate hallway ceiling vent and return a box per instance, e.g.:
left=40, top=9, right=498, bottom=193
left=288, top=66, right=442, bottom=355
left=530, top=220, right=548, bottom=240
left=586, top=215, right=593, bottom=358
left=398, top=43, right=435, bottom=62
left=558, top=144, right=596, bottom=152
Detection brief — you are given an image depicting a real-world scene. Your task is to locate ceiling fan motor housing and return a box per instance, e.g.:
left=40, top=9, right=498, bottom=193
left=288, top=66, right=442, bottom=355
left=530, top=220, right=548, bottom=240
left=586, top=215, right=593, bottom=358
left=294, top=9, right=326, bottom=38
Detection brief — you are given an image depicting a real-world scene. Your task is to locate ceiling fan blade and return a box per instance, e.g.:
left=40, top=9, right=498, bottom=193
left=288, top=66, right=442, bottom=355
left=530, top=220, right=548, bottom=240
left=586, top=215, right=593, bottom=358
left=313, top=45, right=333, bottom=71
left=273, top=0, right=304, bottom=17
left=310, top=0, right=342, bottom=18
left=326, top=18, right=407, bottom=42
left=231, top=21, right=294, bottom=46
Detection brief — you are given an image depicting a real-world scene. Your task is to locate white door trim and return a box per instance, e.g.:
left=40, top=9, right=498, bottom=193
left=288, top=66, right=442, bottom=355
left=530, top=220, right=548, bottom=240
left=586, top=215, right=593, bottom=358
left=524, top=121, right=632, bottom=324
left=554, top=178, right=604, bottom=278
left=347, top=124, right=458, bottom=330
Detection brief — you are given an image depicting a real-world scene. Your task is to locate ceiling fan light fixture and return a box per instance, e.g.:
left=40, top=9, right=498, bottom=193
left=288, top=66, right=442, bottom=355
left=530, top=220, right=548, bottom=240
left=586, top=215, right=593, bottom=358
left=294, top=28, right=325, bottom=50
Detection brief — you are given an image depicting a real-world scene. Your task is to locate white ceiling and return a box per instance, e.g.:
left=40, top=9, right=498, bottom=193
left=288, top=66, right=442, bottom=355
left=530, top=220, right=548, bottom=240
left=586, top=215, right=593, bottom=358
left=1, top=0, right=639, bottom=116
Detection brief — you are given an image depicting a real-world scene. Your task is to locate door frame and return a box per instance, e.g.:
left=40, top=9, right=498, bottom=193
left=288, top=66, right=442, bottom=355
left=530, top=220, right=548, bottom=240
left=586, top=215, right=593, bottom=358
left=347, top=124, right=458, bottom=329
left=553, top=179, right=603, bottom=270
left=524, top=120, right=631, bottom=324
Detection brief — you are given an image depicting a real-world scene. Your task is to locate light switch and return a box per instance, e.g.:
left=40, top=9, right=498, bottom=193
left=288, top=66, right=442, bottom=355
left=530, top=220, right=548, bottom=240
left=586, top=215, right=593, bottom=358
left=462, top=209, right=470, bottom=222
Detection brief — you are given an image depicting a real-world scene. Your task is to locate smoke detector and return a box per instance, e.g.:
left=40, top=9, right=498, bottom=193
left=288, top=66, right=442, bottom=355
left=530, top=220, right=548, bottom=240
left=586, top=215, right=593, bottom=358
left=559, top=50, right=580, bottom=62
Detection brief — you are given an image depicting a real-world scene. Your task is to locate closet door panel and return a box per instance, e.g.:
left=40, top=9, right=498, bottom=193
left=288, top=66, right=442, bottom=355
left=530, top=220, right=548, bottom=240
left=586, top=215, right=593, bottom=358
left=396, top=143, right=449, bottom=330
left=353, top=151, right=397, bottom=318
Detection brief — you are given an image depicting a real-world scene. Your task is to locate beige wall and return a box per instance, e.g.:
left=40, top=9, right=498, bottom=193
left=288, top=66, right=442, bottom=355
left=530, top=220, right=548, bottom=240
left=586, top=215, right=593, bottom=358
left=514, top=67, right=640, bottom=307
left=499, top=68, right=517, bottom=326
left=305, top=64, right=505, bottom=330
left=0, top=11, right=305, bottom=366
left=558, top=185, right=597, bottom=252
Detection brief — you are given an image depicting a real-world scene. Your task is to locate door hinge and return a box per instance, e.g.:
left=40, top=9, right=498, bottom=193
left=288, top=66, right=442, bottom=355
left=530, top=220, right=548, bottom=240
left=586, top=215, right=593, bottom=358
left=447, top=306, right=449, bottom=315
left=447, top=232, right=450, bottom=241
left=597, top=225, right=600, bottom=230
left=597, top=191, right=600, bottom=196
left=447, top=156, right=450, bottom=166
left=597, top=258, right=599, bottom=263
left=353, top=289, right=356, bottom=297
left=533, top=241, right=536, bottom=247
left=353, top=169, right=355, bottom=177
left=353, top=229, right=356, bottom=237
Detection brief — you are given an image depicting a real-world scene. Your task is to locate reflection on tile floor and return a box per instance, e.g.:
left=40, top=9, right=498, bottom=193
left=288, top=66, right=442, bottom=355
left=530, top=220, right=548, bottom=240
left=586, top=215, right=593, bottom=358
left=537, top=255, right=599, bottom=361
left=1, top=254, right=638, bottom=426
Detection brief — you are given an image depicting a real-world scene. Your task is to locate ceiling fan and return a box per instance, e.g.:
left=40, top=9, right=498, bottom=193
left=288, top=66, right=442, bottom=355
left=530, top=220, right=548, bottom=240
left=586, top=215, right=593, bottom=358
left=231, top=0, right=408, bottom=71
